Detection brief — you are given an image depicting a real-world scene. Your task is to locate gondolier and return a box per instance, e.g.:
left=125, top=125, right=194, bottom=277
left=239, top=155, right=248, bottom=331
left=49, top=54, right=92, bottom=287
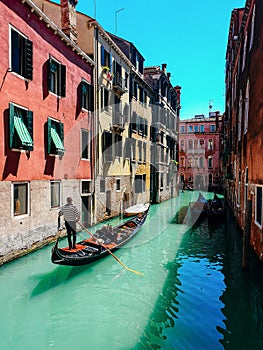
left=59, top=197, right=80, bottom=250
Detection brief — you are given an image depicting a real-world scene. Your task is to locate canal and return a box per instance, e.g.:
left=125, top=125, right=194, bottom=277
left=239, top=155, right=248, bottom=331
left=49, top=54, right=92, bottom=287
left=1, top=191, right=263, bottom=349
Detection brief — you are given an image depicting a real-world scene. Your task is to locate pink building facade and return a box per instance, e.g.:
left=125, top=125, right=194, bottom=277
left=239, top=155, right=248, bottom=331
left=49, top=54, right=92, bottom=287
left=0, top=0, right=94, bottom=260
left=179, top=113, right=224, bottom=192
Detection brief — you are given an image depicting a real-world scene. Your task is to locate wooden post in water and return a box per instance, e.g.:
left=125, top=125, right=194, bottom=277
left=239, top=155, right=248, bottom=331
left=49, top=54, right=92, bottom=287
left=243, top=200, right=252, bottom=270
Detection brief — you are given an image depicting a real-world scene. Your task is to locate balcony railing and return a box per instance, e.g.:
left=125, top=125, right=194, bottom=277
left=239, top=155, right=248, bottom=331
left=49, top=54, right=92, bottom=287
left=113, top=72, right=127, bottom=95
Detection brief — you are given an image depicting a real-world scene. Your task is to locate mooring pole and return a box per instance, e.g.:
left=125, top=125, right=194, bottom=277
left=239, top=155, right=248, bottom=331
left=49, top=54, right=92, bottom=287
left=243, top=199, right=252, bottom=270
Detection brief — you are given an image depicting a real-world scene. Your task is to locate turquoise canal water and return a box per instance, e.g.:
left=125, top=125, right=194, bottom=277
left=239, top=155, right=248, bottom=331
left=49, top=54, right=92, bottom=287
left=1, top=191, right=263, bottom=350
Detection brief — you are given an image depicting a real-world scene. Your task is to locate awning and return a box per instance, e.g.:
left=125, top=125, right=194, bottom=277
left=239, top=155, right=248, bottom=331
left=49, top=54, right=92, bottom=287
left=51, top=127, right=65, bottom=151
left=14, top=116, right=33, bottom=147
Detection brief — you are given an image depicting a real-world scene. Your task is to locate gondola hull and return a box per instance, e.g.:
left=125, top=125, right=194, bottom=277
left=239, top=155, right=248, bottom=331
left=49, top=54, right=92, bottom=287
left=51, top=207, right=149, bottom=266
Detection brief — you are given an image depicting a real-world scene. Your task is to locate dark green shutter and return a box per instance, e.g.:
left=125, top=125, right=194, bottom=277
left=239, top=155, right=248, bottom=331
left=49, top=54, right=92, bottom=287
left=25, top=39, right=33, bottom=80
left=60, top=64, right=66, bottom=97
left=89, top=84, right=94, bottom=112
left=47, top=118, right=52, bottom=154
left=27, top=110, right=34, bottom=151
left=59, top=122, right=64, bottom=144
left=109, top=54, right=112, bottom=72
left=48, top=58, right=52, bottom=92
left=9, top=103, right=15, bottom=149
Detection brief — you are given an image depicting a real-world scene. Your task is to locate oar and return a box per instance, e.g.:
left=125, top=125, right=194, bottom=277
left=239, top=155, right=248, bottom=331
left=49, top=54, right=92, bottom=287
left=77, top=221, right=144, bottom=277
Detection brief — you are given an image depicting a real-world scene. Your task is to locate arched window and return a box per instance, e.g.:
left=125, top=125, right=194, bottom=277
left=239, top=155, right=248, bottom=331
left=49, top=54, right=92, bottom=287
left=180, top=139, right=185, bottom=150
left=188, top=139, right=193, bottom=149
left=208, top=156, right=213, bottom=168
left=199, top=156, right=204, bottom=168
left=208, top=139, right=213, bottom=150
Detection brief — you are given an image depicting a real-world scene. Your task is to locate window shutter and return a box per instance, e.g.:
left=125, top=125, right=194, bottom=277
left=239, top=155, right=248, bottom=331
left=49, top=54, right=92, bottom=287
left=60, top=64, right=66, bottom=97
left=25, top=39, right=33, bottom=80
left=48, top=58, right=52, bottom=92
left=9, top=103, right=15, bottom=149
left=47, top=118, right=52, bottom=154
left=59, top=122, right=64, bottom=153
left=101, top=46, right=105, bottom=66
left=27, top=110, right=34, bottom=151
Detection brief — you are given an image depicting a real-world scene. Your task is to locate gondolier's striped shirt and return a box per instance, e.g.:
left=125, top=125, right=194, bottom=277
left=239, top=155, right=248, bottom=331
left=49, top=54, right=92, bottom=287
left=59, top=204, right=80, bottom=222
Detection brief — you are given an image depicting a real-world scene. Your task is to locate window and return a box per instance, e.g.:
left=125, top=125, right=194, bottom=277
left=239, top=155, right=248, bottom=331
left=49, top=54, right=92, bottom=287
left=114, top=134, right=122, bottom=157
left=47, top=118, right=65, bottom=156
left=10, top=27, right=33, bottom=80
left=242, top=34, right=247, bottom=71
left=194, top=140, right=198, bottom=149
left=208, top=139, right=213, bottom=150
left=255, top=185, right=262, bottom=227
left=81, top=81, right=94, bottom=111
left=116, top=179, right=121, bottom=191
left=199, top=156, right=204, bottom=168
left=208, top=156, right=213, bottom=168
left=238, top=91, right=242, bottom=141
left=180, top=140, right=185, bottom=150
left=188, top=125, right=193, bottom=133
left=48, top=56, right=66, bottom=97
left=81, top=129, right=91, bottom=159
left=180, top=156, right=185, bottom=167
left=13, top=182, right=29, bottom=216
left=51, top=181, right=61, bottom=208
left=134, top=174, right=146, bottom=193
left=210, top=124, right=215, bottom=132
left=143, top=143, right=146, bottom=163
left=200, top=125, right=204, bottom=133
left=101, top=87, right=109, bottom=111
left=101, top=46, right=112, bottom=70
left=124, top=138, right=131, bottom=159
left=194, top=125, right=199, bottom=133
left=188, top=139, right=193, bottom=149
left=100, top=179, right=105, bottom=193
left=200, top=139, right=204, bottom=148
left=102, top=131, right=113, bottom=162
left=9, top=103, right=33, bottom=151
left=180, top=125, right=185, bottom=133
left=249, top=5, right=255, bottom=51
left=138, top=140, right=143, bottom=162
left=81, top=180, right=91, bottom=195
left=237, top=170, right=241, bottom=207
left=244, top=80, right=249, bottom=134
left=132, top=139, right=136, bottom=161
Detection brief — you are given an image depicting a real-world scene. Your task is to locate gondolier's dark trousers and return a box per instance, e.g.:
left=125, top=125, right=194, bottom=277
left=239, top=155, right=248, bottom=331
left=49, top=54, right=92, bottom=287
left=65, top=221, right=77, bottom=249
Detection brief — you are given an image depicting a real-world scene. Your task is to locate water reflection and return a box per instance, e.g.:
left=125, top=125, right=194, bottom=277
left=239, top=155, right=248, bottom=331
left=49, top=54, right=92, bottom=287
left=140, top=207, right=263, bottom=350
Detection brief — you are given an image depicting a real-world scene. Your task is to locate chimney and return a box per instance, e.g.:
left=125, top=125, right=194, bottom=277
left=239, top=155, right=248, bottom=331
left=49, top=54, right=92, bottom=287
left=174, top=85, right=181, bottom=105
left=162, top=63, right=167, bottom=75
left=60, top=0, right=78, bottom=43
left=167, top=72, right=171, bottom=80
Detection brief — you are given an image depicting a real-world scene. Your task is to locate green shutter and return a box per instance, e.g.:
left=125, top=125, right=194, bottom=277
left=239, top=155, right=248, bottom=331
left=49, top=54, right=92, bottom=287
left=13, top=116, right=33, bottom=147
left=51, top=126, right=65, bottom=152
left=25, top=39, right=33, bottom=80
left=48, top=58, right=52, bottom=92
left=101, top=46, right=105, bottom=66
left=9, top=103, right=15, bottom=149
left=60, top=64, right=66, bottom=97
left=27, top=110, right=34, bottom=151
left=47, top=118, right=52, bottom=154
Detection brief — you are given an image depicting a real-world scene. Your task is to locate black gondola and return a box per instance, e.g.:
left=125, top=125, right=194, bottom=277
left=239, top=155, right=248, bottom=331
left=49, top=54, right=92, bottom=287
left=208, top=193, right=225, bottom=217
left=51, top=207, right=149, bottom=266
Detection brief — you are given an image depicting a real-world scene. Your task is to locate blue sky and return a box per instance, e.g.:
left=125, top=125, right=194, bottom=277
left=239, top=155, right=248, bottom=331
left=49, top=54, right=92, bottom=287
left=54, top=0, right=245, bottom=118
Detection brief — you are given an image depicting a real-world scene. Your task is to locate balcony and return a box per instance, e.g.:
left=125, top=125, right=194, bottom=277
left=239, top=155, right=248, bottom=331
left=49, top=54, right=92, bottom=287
left=113, top=72, right=127, bottom=96
left=112, top=112, right=125, bottom=132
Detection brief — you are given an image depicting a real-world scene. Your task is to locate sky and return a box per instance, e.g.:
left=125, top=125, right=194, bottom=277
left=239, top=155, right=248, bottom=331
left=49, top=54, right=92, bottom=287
left=54, top=0, right=245, bottom=119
